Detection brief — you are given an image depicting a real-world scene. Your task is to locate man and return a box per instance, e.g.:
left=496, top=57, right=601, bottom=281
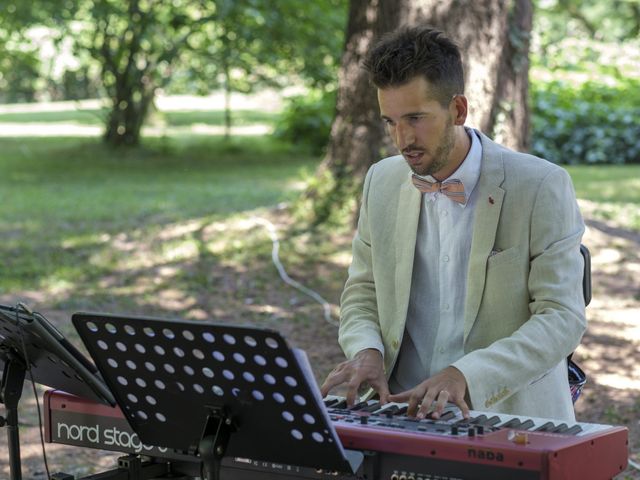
left=320, top=26, right=586, bottom=422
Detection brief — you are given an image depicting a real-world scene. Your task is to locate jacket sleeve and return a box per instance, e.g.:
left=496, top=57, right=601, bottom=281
left=338, top=164, right=386, bottom=359
left=452, top=167, right=586, bottom=410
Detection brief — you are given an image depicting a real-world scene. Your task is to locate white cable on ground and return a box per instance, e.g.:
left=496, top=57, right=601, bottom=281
left=629, top=458, right=640, bottom=471
left=250, top=217, right=339, bottom=327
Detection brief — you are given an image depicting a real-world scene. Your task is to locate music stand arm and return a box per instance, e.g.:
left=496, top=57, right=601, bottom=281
left=1, top=356, right=27, bottom=480
left=199, top=407, right=236, bottom=480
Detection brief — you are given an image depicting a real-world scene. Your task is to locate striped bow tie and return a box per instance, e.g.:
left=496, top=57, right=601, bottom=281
left=411, top=174, right=466, bottom=205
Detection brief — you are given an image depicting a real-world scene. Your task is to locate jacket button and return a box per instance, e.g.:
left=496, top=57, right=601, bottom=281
left=392, top=339, right=399, bottom=349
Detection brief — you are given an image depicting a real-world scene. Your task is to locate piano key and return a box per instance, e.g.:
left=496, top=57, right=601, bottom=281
left=517, top=419, right=535, bottom=430
left=551, top=423, right=569, bottom=433
left=534, top=421, right=556, bottom=432
left=564, top=424, right=583, bottom=435
left=500, top=418, right=523, bottom=429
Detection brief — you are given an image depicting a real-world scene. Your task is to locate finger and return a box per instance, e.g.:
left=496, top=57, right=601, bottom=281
left=387, top=390, right=411, bottom=403
left=417, top=388, right=438, bottom=419
left=375, top=381, right=391, bottom=405
left=455, top=397, right=471, bottom=419
left=320, top=370, right=347, bottom=397
left=345, top=380, right=361, bottom=407
left=430, top=390, right=449, bottom=419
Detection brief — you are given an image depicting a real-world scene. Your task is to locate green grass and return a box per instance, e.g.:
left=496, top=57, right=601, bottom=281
left=0, top=134, right=316, bottom=293
left=0, top=108, right=277, bottom=127
left=566, top=164, right=640, bottom=230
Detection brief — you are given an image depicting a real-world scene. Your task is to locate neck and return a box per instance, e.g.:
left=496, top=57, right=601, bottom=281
left=433, top=126, right=471, bottom=181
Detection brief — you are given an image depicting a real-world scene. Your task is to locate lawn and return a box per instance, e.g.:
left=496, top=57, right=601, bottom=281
left=1, top=108, right=639, bottom=478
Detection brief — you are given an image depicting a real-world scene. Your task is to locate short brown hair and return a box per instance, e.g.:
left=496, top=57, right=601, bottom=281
left=363, top=25, right=465, bottom=107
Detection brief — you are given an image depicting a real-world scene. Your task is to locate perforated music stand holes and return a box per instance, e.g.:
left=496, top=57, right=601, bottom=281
left=303, top=414, right=316, bottom=425
left=294, top=395, right=307, bottom=407
left=202, top=332, right=215, bottom=343
left=143, top=327, right=155, bottom=337
left=291, top=429, right=303, bottom=440
left=212, top=385, right=224, bottom=396
left=124, top=325, right=136, bottom=336
left=265, top=337, right=279, bottom=349
left=233, top=352, right=246, bottom=364
left=223, top=333, right=237, bottom=345
left=244, top=335, right=257, bottom=347
left=163, top=328, right=175, bottom=339
left=273, top=392, right=285, bottom=404
left=145, top=361, right=156, bottom=372
left=183, top=330, right=195, bottom=341
left=184, top=365, right=195, bottom=376
left=254, top=354, right=266, bottom=366
left=242, top=372, right=255, bottom=383
left=252, top=390, right=265, bottom=401
left=282, top=411, right=294, bottom=422
left=275, top=356, right=288, bottom=368
left=264, top=374, right=276, bottom=385
left=212, top=351, right=225, bottom=362
left=154, top=345, right=166, bottom=356
left=105, top=323, right=117, bottom=334
left=193, top=383, right=204, bottom=394
left=135, top=343, right=146, bottom=354
left=202, top=367, right=214, bottom=378
left=193, top=348, right=205, bottom=360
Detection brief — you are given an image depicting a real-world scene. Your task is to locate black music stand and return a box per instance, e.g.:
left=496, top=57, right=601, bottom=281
left=0, top=304, right=116, bottom=480
left=72, top=312, right=361, bottom=480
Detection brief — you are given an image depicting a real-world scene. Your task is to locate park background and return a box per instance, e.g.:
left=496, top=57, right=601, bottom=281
left=0, top=0, right=638, bottom=478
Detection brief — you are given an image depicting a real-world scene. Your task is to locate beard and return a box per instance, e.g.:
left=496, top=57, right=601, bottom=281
left=405, top=122, right=455, bottom=177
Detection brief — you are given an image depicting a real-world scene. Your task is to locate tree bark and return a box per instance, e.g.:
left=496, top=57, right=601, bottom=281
left=311, top=0, right=533, bottom=223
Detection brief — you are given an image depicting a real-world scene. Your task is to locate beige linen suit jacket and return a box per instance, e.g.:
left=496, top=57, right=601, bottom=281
left=339, top=131, right=586, bottom=421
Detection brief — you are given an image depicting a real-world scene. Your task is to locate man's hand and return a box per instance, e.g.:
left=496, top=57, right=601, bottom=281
left=388, top=366, right=470, bottom=419
left=320, top=349, right=390, bottom=407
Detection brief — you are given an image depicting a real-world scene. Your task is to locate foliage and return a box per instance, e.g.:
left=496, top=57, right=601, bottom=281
left=0, top=0, right=347, bottom=146
left=530, top=79, right=640, bottom=165
left=534, top=0, right=640, bottom=45
left=273, top=89, right=337, bottom=155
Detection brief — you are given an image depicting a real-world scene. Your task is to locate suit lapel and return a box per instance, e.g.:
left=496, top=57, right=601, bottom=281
left=395, top=179, right=421, bottom=326
left=464, top=134, right=506, bottom=341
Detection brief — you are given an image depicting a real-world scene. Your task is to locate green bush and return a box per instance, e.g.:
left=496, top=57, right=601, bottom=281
left=531, top=80, right=640, bottom=165
left=273, top=89, right=336, bottom=155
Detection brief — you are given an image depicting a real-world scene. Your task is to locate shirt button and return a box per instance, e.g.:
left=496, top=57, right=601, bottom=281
left=392, top=339, right=399, bottom=349
left=444, top=304, right=450, bottom=311
left=443, top=255, right=450, bottom=262
left=442, top=210, right=448, bottom=217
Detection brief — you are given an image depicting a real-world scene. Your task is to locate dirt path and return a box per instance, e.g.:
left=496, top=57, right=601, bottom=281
left=1, top=205, right=638, bottom=478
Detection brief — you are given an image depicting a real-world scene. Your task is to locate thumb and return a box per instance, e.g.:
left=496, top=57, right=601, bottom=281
left=387, top=389, right=411, bottom=403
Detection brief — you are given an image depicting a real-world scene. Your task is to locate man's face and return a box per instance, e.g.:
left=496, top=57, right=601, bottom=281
left=378, top=76, right=455, bottom=177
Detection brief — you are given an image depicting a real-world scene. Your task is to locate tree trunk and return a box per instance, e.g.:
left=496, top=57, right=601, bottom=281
left=311, top=0, right=533, bottom=223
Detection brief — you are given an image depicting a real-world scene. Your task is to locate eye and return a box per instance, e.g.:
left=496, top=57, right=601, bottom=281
left=382, top=118, right=395, bottom=127
left=407, top=115, right=423, bottom=124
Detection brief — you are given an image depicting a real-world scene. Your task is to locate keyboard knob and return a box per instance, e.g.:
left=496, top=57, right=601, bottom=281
left=360, top=415, right=368, bottom=425
left=476, top=425, right=484, bottom=435
left=451, top=425, right=459, bottom=435
left=468, top=427, right=476, bottom=437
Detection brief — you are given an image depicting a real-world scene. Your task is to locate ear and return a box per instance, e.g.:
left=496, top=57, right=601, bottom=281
left=450, top=94, right=468, bottom=125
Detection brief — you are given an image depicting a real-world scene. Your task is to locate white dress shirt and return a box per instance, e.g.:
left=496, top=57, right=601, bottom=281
left=389, top=129, right=482, bottom=392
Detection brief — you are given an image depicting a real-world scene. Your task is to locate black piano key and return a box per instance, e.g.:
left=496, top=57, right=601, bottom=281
left=500, top=418, right=523, bottom=429
left=517, top=419, right=536, bottom=430
left=469, top=414, right=488, bottom=425
left=394, top=405, right=409, bottom=415
left=324, top=398, right=340, bottom=407
left=349, top=401, right=371, bottom=411
left=534, top=421, right=556, bottom=432
left=332, top=399, right=348, bottom=409
left=361, top=402, right=384, bottom=413
left=485, top=416, right=502, bottom=426
left=564, top=425, right=583, bottom=435
left=438, top=410, right=456, bottom=421
left=550, top=423, right=569, bottom=433
left=384, top=405, right=401, bottom=415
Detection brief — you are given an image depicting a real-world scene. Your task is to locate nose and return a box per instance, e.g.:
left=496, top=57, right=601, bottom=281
left=394, top=122, right=415, bottom=150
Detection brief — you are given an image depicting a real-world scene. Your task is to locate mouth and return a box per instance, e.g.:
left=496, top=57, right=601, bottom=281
left=403, top=150, right=425, bottom=165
